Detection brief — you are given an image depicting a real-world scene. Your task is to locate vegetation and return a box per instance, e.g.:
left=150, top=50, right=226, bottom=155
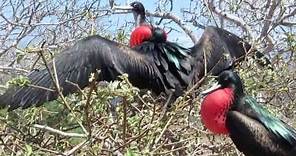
left=0, top=0, right=295, bottom=155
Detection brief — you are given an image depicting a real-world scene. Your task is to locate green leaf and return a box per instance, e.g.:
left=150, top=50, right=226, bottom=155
left=125, top=149, right=137, bottom=156
left=25, top=144, right=33, bottom=156
left=7, top=76, right=30, bottom=87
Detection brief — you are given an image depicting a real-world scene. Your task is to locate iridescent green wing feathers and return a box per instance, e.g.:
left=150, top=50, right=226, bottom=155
left=133, top=41, right=193, bottom=90
left=159, top=42, right=191, bottom=71
left=245, top=96, right=296, bottom=145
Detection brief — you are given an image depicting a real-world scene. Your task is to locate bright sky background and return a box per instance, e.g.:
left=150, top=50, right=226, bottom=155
left=107, top=0, right=205, bottom=47
left=0, top=0, right=208, bottom=49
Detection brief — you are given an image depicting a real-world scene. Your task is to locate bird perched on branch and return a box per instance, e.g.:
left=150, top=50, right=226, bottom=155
left=113, top=1, right=167, bottom=48
left=201, top=70, right=296, bottom=156
left=0, top=2, right=257, bottom=110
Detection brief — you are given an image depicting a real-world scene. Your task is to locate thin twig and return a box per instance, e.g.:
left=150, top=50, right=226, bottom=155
left=154, top=145, right=187, bottom=155
left=122, top=97, right=127, bottom=145
left=63, top=139, right=89, bottom=156
left=27, top=84, right=56, bottom=92
left=147, top=12, right=198, bottom=44
left=65, top=80, right=87, bottom=99
left=154, top=116, right=174, bottom=145
left=203, top=0, right=219, bottom=27
left=0, top=66, right=29, bottom=73
left=84, top=73, right=99, bottom=137
left=159, top=92, right=173, bottom=120
left=33, top=124, right=87, bottom=138
left=112, top=128, right=150, bottom=152
left=38, top=46, right=88, bottom=135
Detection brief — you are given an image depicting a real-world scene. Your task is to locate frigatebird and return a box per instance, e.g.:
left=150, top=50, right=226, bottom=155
left=113, top=1, right=168, bottom=48
left=201, top=70, right=296, bottom=156
left=0, top=2, right=253, bottom=110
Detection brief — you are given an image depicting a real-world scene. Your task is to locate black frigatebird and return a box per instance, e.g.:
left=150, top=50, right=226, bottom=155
left=113, top=1, right=168, bottom=48
left=201, top=70, right=296, bottom=156
left=0, top=2, right=253, bottom=110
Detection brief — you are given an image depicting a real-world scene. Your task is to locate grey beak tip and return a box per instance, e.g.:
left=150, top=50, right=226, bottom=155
left=112, top=6, right=133, bottom=11
left=200, top=92, right=207, bottom=96
left=201, top=83, right=222, bottom=96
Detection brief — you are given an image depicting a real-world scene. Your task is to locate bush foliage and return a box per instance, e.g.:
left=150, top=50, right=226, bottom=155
left=0, top=0, right=295, bottom=155
left=0, top=54, right=295, bottom=155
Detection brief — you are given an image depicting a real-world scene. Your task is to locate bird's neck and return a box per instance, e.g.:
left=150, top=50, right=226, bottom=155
left=230, top=83, right=245, bottom=108
left=133, top=13, right=146, bottom=27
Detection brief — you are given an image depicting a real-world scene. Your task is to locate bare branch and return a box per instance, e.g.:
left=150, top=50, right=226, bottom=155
left=0, top=66, right=29, bottom=73
left=260, top=0, right=280, bottom=39
left=147, top=12, right=198, bottom=44
left=33, top=124, right=87, bottom=138
left=206, top=0, right=254, bottom=37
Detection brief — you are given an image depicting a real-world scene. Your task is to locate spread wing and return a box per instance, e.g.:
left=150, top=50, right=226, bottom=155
left=0, top=35, right=164, bottom=110
left=190, top=26, right=270, bottom=83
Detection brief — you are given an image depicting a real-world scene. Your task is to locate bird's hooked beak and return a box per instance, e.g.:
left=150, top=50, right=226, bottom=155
left=112, top=5, right=133, bottom=13
left=112, top=2, right=146, bottom=27
left=201, top=82, right=222, bottom=96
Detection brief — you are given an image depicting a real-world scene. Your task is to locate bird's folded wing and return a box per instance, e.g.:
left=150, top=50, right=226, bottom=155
left=227, top=111, right=291, bottom=155
left=245, top=96, right=296, bottom=146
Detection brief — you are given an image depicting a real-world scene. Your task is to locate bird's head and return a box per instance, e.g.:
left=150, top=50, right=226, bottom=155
left=203, top=70, right=243, bottom=94
left=114, top=2, right=167, bottom=48
left=130, top=1, right=145, bottom=16
left=113, top=1, right=146, bottom=26
left=200, top=70, right=244, bottom=134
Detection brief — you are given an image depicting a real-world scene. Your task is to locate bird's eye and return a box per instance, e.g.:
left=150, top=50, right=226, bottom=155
left=223, top=78, right=228, bottom=82
left=131, top=3, right=136, bottom=7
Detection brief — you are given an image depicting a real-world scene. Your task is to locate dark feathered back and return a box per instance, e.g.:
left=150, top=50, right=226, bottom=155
left=245, top=97, right=296, bottom=146
left=133, top=41, right=193, bottom=91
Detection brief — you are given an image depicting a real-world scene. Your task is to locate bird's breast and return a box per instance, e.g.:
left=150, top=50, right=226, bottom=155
left=130, top=25, right=152, bottom=48
left=200, top=88, right=234, bottom=134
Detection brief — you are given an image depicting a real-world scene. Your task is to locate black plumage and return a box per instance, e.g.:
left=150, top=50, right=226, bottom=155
left=0, top=26, right=254, bottom=110
left=0, top=2, right=267, bottom=110
left=203, top=70, right=296, bottom=156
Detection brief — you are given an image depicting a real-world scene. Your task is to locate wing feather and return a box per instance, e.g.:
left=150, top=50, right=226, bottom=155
left=244, top=96, right=296, bottom=146
left=190, top=26, right=269, bottom=81
left=227, top=111, right=294, bottom=156
left=0, top=35, right=161, bottom=110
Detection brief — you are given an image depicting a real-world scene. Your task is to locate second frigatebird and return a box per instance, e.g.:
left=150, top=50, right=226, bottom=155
left=201, top=70, right=296, bottom=156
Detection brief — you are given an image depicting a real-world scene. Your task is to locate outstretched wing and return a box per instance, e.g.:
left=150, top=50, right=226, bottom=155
left=0, top=35, right=164, bottom=110
left=190, top=26, right=269, bottom=83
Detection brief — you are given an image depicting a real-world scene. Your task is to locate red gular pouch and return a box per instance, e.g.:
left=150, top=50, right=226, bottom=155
left=200, top=87, right=234, bottom=134
left=130, top=25, right=152, bottom=48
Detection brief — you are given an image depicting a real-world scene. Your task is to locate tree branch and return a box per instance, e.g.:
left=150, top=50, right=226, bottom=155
left=206, top=0, right=254, bottom=38
left=0, top=66, right=29, bottom=73
left=147, top=12, right=198, bottom=44
left=33, top=124, right=87, bottom=138
left=260, top=0, right=280, bottom=39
